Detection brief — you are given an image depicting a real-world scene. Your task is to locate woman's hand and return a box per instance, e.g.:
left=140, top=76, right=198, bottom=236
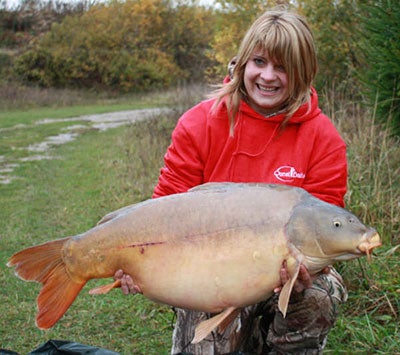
left=274, top=260, right=330, bottom=294
left=114, top=269, right=142, bottom=295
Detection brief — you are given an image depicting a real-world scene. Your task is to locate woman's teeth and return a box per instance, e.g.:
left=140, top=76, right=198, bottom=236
left=257, top=84, right=278, bottom=92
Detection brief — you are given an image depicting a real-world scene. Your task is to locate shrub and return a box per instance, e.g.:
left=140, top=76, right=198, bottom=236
left=12, top=0, right=215, bottom=92
left=356, top=0, right=400, bottom=135
left=296, top=0, right=361, bottom=90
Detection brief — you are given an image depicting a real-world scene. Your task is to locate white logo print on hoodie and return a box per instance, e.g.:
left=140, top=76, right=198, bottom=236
left=274, top=166, right=305, bottom=182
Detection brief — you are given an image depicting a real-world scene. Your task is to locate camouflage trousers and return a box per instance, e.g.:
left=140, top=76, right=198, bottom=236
left=170, top=267, right=347, bottom=355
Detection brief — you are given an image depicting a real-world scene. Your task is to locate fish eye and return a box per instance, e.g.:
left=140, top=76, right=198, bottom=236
left=333, top=220, right=342, bottom=228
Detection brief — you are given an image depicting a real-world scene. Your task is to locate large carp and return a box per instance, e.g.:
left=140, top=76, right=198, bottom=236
left=8, top=183, right=381, bottom=343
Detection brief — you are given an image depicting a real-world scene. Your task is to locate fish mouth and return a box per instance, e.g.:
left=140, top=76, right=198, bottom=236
left=357, top=231, right=382, bottom=261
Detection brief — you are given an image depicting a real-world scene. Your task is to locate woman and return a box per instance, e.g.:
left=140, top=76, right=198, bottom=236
left=117, top=9, right=348, bottom=354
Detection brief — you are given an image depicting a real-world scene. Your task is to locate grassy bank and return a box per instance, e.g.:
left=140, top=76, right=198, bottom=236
left=0, top=111, right=182, bottom=354
left=0, top=85, right=398, bottom=353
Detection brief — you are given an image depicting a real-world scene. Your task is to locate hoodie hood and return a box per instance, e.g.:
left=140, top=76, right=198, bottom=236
left=238, top=86, right=321, bottom=124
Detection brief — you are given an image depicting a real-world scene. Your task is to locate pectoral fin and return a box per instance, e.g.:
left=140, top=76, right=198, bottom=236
left=192, top=306, right=238, bottom=344
left=278, top=263, right=300, bottom=317
left=89, top=279, right=121, bottom=295
left=217, top=307, right=241, bottom=334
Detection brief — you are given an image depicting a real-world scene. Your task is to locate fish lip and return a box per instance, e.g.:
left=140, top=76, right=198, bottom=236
left=357, top=231, right=382, bottom=260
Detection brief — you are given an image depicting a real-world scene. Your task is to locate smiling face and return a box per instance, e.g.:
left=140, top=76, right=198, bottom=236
left=224, top=11, right=319, bottom=123
left=244, top=50, right=290, bottom=116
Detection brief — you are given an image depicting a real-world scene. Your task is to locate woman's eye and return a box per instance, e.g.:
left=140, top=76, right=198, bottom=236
left=276, top=65, right=285, bottom=72
left=254, top=58, right=264, bottom=66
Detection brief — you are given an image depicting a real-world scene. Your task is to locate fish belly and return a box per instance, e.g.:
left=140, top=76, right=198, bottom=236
left=62, top=184, right=297, bottom=311
left=123, top=231, right=288, bottom=312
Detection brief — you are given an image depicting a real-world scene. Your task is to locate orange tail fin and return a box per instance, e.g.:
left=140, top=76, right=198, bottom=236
left=7, top=237, right=86, bottom=329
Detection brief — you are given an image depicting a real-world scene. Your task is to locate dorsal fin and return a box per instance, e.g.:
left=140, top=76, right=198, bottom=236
left=189, top=182, right=277, bottom=193
left=188, top=182, right=235, bottom=193
left=97, top=199, right=154, bottom=225
left=192, top=307, right=238, bottom=344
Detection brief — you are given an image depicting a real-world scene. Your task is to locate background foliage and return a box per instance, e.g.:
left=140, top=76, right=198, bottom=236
left=296, top=0, right=359, bottom=88
left=10, top=0, right=215, bottom=91
left=1, top=0, right=399, bottom=133
left=207, top=0, right=279, bottom=77
left=356, top=0, right=400, bottom=134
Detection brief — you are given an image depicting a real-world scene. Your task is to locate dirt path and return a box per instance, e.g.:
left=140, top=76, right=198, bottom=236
left=0, top=108, right=172, bottom=184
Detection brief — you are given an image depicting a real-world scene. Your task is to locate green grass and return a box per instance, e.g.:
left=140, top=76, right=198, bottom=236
left=326, top=253, right=400, bottom=353
left=0, top=104, right=146, bottom=128
left=0, top=115, right=178, bottom=354
left=0, top=85, right=399, bottom=354
left=0, top=81, right=208, bottom=127
left=322, top=90, right=400, bottom=353
left=0, top=85, right=206, bottom=354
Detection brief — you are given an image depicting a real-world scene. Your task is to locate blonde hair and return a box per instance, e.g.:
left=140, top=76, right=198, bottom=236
left=212, top=10, right=318, bottom=134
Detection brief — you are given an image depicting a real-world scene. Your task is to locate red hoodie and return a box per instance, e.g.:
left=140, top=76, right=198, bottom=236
left=153, top=87, right=347, bottom=207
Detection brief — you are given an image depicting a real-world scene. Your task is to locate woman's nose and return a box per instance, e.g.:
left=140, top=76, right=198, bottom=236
left=260, top=64, right=277, bottom=81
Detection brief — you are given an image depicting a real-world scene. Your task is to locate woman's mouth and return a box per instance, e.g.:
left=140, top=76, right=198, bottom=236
left=257, top=84, right=279, bottom=94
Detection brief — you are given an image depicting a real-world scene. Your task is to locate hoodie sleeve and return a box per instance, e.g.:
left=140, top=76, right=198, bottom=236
left=153, top=108, right=206, bottom=198
left=304, top=146, right=347, bottom=207
left=302, top=121, right=348, bottom=207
